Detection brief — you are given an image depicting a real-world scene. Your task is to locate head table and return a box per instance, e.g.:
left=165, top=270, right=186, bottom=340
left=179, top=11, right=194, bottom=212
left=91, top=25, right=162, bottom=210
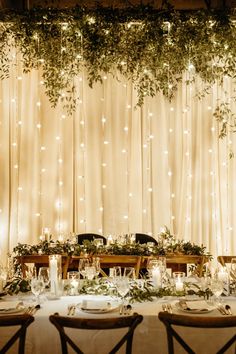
left=0, top=293, right=236, bottom=354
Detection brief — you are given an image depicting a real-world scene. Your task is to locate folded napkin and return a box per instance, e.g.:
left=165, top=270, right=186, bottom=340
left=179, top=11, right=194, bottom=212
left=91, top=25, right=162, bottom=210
left=179, top=300, right=212, bottom=312
left=81, top=300, right=109, bottom=311
left=0, top=301, right=21, bottom=311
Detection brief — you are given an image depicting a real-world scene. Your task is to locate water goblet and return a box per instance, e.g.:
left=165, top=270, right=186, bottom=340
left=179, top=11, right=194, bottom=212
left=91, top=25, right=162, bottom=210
left=78, top=258, right=90, bottom=279
left=116, top=277, right=130, bottom=310
left=209, top=278, right=224, bottom=305
left=38, top=267, right=50, bottom=290
left=31, top=277, right=45, bottom=303
left=92, top=257, right=101, bottom=277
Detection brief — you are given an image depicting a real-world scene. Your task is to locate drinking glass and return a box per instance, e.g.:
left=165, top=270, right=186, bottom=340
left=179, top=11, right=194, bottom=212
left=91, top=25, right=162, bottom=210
left=38, top=267, right=50, bottom=290
left=92, top=257, right=101, bottom=277
left=116, top=277, right=130, bottom=307
left=67, top=271, right=80, bottom=295
left=209, top=278, right=224, bottom=304
left=147, top=258, right=162, bottom=278
left=123, top=267, right=136, bottom=280
left=230, top=258, right=236, bottom=295
left=78, top=258, right=90, bottom=278
left=230, top=258, right=236, bottom=276
left=31, top=277, right=45, bottom=302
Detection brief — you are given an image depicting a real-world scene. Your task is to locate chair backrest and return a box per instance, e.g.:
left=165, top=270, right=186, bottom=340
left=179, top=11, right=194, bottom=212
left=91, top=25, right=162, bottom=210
left=135, top=233, right=158, bottom=245
left=77, top=233, right=107, bottom=245
left=98, top=255, right=142, bottom=278
left=158, top=311, right=236, bottom=354
left=49, top=312, right=143, bottom=354
left=0, top=314, right=34, bottom=354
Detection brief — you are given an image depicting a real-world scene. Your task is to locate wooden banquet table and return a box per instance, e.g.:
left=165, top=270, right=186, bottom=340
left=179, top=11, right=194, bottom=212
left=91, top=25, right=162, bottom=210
left=1, top=293, right=236, bottom=354
left=17, top=253, right=209, bottom=278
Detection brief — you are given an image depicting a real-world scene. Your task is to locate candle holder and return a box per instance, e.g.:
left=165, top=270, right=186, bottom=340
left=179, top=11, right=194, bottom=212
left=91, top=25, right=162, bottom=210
left=49, top=254, right=62, bottom=296
left=42, top=227, right=51, bottom=242
left=173, top=272, right=185, bottom=293
left=67, top=271, right=80, bottom=295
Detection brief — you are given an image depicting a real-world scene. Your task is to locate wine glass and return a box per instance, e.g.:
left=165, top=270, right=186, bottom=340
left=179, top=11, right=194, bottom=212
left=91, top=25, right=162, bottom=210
left=31, top=277, right=45, bottom=303
left=230, top=258, right=236, bottom=295
left=123, top=267, right=136, bottom=280
left=230, top=258, right=236, bottom=276
left=92, top=257, right=101, bottom=278
left=209, top=278, right=224, bottom=305
left=78, top=258, right=90, bottom=278
left=38, top=267, right=50, bottom=290
left=116, top=277, right=130, bottom=310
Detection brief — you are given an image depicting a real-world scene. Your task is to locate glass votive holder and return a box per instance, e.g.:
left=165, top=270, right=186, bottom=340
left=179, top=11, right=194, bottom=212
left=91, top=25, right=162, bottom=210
left=173, top=272, right=185, bottom=292
left=93, top=238, right=104, bottom=248
left=147, top=242, right=155, bottom=251
left=67, top=271, right=80, bottom=295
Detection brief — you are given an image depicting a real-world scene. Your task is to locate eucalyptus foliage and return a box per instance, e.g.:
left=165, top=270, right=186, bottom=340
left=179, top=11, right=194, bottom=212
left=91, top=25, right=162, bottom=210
left=0, top=5, right=236, bottom=134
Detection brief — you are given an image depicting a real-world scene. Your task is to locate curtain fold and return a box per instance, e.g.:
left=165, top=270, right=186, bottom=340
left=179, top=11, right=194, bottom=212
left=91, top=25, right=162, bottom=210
left=0, top=68, right=236, bottom=265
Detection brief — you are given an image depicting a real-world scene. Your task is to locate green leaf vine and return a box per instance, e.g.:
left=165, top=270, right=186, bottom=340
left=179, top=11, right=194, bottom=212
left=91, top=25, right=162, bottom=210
left=0, top=4, right=236, bottom=137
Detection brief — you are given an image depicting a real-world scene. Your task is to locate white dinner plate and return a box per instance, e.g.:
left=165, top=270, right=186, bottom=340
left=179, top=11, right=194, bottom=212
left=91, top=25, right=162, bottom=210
left=175, top=300, right=216, bottom=314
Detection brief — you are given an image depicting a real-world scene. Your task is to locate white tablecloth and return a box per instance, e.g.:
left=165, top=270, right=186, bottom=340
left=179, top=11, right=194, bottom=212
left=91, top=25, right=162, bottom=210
left=1, top=294, right=236, bottom=354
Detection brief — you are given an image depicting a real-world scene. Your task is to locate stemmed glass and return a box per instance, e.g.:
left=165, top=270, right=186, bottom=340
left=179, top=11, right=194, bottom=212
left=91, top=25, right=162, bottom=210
left=78, top=258, right=90, bottom=279
left=123, top=267, right=136, bottom=280
left=92, top=257, right=101, bottom=278
left=209, top=278, right=224, bottom=305
left=38, top=267, right=50, bottom=291
left=30, top=277, right=45, bottom=303
left=116, top=277, right=130, bottom=310
left=230, top=258, right=236, bottom=294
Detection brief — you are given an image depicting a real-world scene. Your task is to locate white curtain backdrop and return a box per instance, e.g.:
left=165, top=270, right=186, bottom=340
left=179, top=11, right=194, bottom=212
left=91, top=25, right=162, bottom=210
left=0, top=62, right=236, bottom=265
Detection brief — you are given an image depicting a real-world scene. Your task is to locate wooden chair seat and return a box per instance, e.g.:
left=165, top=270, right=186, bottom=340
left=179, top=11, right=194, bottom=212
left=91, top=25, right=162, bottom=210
left=0, top=314, right=34, bottom=354
left=49, top=312, right=143, bottom=354
left=158, top=311, right=236, bottom=354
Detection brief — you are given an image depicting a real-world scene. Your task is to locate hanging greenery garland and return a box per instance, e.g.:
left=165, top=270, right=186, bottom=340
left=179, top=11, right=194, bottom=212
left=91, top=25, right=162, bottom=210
left=0, top=4, right=236, bottom=137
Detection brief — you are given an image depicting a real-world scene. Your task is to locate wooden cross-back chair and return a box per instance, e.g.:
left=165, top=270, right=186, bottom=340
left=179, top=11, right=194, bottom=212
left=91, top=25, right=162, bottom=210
left=158, top=311, right=236, bottom=354
left=49, top=312, right=143, bottom=354
left=76, top=233, right=107, bottom=245
left=0, top=314, right=34, bottom=354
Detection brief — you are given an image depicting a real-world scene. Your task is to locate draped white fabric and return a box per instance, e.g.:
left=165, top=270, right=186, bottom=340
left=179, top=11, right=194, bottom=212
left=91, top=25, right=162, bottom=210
left=0, top=64, right=236, bottom=265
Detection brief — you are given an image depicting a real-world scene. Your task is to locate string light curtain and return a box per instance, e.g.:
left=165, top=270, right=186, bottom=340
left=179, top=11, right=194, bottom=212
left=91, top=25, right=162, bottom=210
left=0, top=64, right=236, bottom=265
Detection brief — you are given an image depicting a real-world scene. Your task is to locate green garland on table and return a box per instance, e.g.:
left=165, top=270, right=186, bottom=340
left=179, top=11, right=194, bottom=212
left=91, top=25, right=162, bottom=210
left=3, top=276, right=212, bottom=302
left=12, top=232, right=209, bottom=258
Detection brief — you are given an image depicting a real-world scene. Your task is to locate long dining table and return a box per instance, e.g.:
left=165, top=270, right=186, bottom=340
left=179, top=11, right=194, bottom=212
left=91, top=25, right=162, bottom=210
left=1, top=292, right=236, bottom=354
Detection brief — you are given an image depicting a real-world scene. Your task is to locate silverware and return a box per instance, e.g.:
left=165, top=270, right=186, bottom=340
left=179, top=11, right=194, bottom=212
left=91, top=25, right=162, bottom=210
left=119, top=304, right=123, bottom=315
left=162, top=304, right=168, bottom=312
left=225, top=305, right=232, bottom=315
left=31, top=304, right=41, bottom=315
left=126, top=304, right=132, bottom=315
left=217, top=305, right=227, bottom=315
left=67, top=304, right=76, bottom=316
left=167, top=304, right=173, bottom=314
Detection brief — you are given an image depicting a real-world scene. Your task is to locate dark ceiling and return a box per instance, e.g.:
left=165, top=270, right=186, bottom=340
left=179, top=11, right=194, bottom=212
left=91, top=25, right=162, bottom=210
left=0, top=0, right=236, bottom=10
